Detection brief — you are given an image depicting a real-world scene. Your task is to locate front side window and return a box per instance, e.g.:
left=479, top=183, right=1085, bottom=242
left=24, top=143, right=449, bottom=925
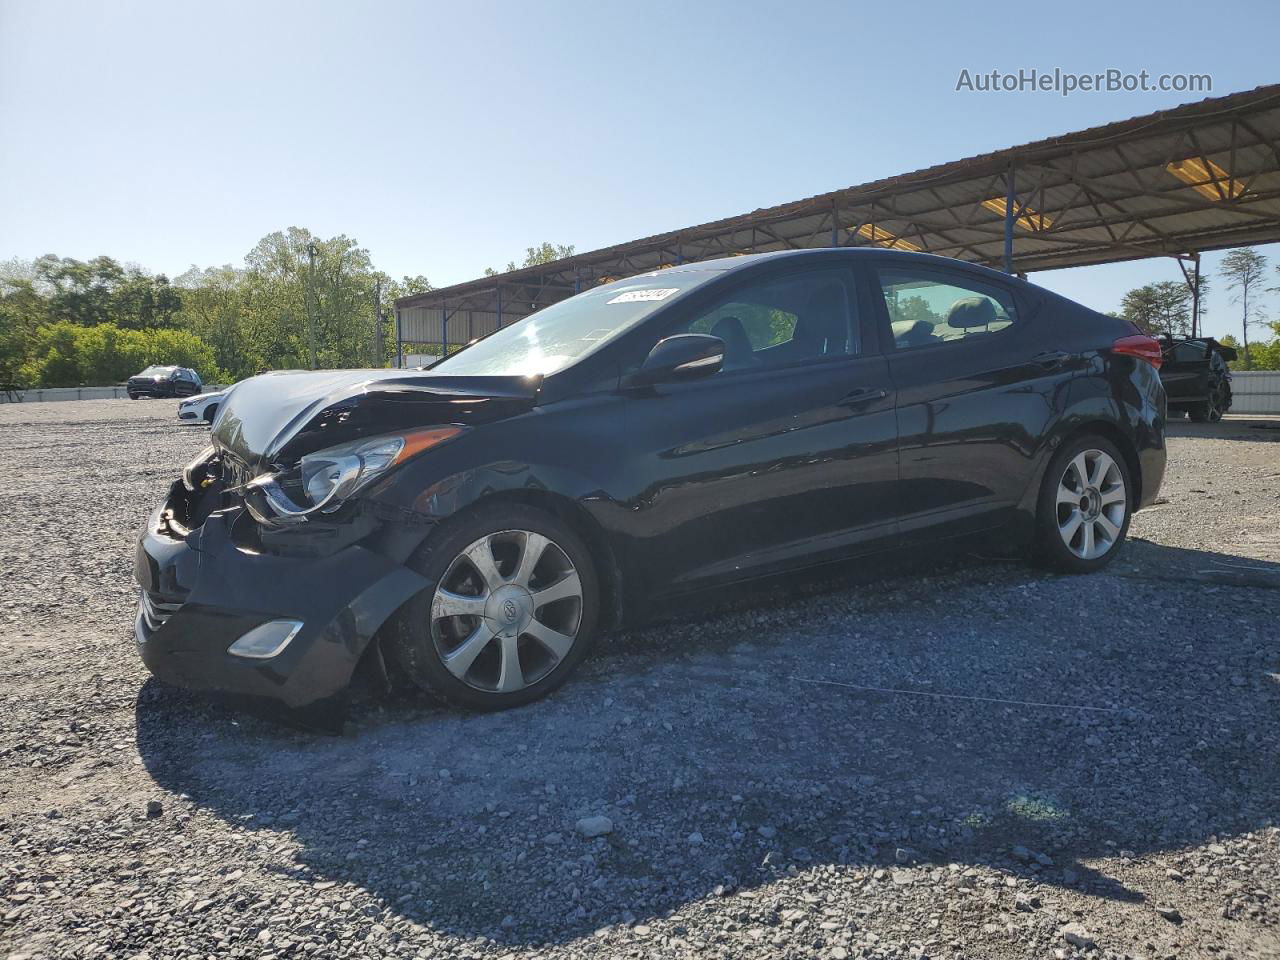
left=668, top=267, right=859, bottom=373
left=1172, top=341, right=1209, bottom=363
left=877, top=268, right=1018, bottom=350
left=430, top=270, right=725, bottom=377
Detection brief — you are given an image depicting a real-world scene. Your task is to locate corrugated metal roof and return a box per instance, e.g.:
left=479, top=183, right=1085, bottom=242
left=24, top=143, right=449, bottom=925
left=397, top=84, right=1280, bottom=331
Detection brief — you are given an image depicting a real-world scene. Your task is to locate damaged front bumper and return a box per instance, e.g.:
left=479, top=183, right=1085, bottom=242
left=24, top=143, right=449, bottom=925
left=133, top=479, right=427, bottom=714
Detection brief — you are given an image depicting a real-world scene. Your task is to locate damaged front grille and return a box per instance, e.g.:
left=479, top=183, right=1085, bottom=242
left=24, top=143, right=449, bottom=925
left=135, top=590, right=183, bottom=643
left=220, top=452, right=254, bottom=491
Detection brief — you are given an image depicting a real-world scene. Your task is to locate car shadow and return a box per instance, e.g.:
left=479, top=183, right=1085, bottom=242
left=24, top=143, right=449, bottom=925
left=1165, top=414, right=1280, bottom=441
left=135, top=541, right=1280, bottom=946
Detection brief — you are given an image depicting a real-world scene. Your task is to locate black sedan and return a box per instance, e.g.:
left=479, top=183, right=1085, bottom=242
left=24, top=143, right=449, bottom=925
left=134, top=249, right=1166, bottom=717
left=127, top=365, right=204, bottom=399
left=1157, top=335, right=1235, bottom=422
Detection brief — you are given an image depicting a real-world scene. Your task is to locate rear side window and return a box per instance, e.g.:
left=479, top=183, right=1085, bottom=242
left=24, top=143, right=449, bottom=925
left=876, top=267, right=1018, bottom=350
left=1172, top=341, right=1209, bottom=363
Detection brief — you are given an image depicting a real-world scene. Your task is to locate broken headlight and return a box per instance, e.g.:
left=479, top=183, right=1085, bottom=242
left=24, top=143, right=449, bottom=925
left=243, top=427, right=464, bottom=526
left=182, top=445, right=218, bottom=491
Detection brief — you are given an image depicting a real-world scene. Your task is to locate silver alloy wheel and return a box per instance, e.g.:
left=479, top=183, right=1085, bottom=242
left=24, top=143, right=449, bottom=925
left=1207, top=386, right=1223, bottom=421
left=1055, top=449, right=1127, bottom=560
left=429, top=529, right=583, bottom=693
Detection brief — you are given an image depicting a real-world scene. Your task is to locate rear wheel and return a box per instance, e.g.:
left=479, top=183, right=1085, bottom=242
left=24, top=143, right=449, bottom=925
left=390, top=504, right=599, bottom=710
left=1188, top=382, right=1226, bottom=423
left=1034, top=435, right=1132, bottom=573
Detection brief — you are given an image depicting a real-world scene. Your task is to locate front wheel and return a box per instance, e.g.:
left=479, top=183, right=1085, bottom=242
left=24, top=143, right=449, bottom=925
left=389, top=504, right=599, bottom=710
left=203, top=403, right=219, bottom=424
left=1034, top=435, right=1132, bottom=573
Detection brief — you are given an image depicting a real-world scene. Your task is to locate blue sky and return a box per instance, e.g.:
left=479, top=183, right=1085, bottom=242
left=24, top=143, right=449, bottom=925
left=1, top=0, right=1278, bottom=339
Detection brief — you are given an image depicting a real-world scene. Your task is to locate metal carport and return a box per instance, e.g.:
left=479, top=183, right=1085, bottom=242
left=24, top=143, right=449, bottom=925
left=395, top=84, right=1280, bottom=361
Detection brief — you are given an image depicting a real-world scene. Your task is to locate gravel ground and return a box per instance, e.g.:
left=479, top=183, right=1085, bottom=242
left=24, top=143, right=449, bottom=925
left=1, top=399, right=1278, bottom=960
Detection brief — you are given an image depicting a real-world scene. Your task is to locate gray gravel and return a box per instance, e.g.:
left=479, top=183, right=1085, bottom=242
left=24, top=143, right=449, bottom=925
left=2, top=399, right=1279, bottom=960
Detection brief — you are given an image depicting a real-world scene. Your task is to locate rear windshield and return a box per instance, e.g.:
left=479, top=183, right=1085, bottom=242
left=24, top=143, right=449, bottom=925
left=429, top=271, right=723, bottom=377
left=139, top=365, right=175, bottom=376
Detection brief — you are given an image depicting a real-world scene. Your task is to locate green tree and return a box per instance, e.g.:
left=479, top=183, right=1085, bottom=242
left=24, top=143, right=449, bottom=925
left=27, top=255, right=183, bottom=330
left=239, top=227, right=386, bottom=370
left=1, top=229, right=437, bottom=382
left=484, top=242, right=575, bottom=277
left=0, top=263, right=47, bottom=385
left=1119, top=281, right=1191, bottom=336
left=174, top=265, right=258, bottom=379
left=1220, top=247, right=1268, bottom=369
left=885, top=293, right=940, bottom=327
left=20, top=323, right=221, bottom=387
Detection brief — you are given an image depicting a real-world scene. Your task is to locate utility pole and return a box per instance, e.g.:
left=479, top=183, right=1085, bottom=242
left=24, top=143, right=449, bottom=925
left=373, top=276, right=384, bottom=367
left=305, top=241, right=318, bottom=370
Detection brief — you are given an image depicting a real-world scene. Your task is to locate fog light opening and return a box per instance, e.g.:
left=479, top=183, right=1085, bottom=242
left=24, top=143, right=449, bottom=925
left=227, top=620, right=304, bottom=659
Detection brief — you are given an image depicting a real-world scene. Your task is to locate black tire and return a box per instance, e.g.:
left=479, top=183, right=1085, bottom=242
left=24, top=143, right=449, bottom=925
left=1034, top=434, right=1133, bottom=574
left=128, top=393, right=139, bottom=400
left=204, top=404, right=218, bottom=424
left=1189, top=382, right=1226, bottom=423
left=389, top=503, right=600, bottom=710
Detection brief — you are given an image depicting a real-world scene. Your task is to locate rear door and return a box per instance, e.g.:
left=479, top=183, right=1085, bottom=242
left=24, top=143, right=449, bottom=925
left=869, top=260, right=1073, bottom=542
left=617, top=260, right=898, bottom=597
left=1161, top=340, right=1211, bottom=401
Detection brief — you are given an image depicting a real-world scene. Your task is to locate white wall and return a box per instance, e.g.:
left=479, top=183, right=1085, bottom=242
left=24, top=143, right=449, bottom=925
left=1, top=385, right=227, bottom=403
left=1232, top=371, right=1280, bottom=414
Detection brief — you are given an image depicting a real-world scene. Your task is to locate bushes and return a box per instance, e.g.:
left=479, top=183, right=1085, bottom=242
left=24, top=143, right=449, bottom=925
left=20, top=323, right=224, bottom=387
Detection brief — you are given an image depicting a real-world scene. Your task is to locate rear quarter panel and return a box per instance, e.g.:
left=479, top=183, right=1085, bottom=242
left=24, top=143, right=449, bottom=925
left=1016, top=299, right=1166, bottom=515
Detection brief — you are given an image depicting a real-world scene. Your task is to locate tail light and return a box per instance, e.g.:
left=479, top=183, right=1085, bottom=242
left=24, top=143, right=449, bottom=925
left=1111, top=334, right=1163, bottom=369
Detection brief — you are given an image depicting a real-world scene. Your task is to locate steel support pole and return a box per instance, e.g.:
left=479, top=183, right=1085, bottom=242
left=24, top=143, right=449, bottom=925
left=394, top=307, right=403, bottom=369
left=1175, top=254, right=1203, bottom=338
left=1191, top=254, right=1201, bottom=338
left=373, top=277, right=383, bottom=367
left=831, top=201, right=839, bottom=246
left=1004, top=165, right=1016, bottom=274
left=441, top=303, right=449, bottom=357
left=496, top=286, right=503, bottom=328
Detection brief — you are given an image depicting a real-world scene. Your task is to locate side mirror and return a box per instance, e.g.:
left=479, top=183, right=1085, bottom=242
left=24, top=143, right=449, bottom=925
left=629, top=334, right=725, bottom=387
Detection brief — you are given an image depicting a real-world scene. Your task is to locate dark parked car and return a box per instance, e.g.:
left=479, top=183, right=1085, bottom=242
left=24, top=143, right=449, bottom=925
left=133, top=249, right=1166, bottom=717
left=127, top=365, right=203, bottom=399
left=1157, top=335, right=1235, bottom=422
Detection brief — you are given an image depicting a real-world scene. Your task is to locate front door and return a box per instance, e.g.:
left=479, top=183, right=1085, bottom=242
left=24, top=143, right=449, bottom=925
left=617, top=262, right=899, bottom=598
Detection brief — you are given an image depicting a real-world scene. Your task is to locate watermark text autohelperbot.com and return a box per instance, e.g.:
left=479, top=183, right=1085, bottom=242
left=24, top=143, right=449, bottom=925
left=956, top=68, right=1212, bottom=97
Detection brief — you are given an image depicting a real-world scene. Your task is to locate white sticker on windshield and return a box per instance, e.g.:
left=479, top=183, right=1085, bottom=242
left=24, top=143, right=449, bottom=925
left=607, top=288, right=679, bottom=304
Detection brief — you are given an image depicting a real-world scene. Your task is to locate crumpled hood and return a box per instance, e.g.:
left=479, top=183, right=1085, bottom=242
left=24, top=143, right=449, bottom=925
left=211, top=369, right=542, bottom=471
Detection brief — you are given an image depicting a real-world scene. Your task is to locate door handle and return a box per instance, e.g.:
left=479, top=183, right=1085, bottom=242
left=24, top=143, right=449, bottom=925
left=840, top=387, right=888, bottom=406
left=1032, top=350, right=1068, bottom=368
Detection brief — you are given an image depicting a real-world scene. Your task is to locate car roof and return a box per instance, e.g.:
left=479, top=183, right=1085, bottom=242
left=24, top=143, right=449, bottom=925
left=656, top=248, right=1032, bottom=288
